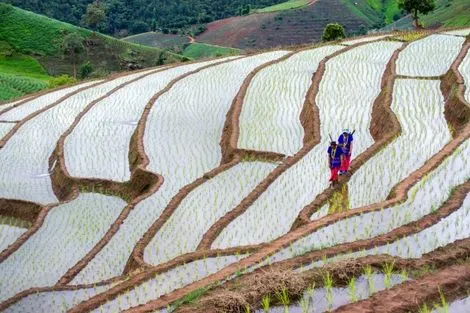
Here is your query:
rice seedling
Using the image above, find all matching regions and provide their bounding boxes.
[396,34,464,76]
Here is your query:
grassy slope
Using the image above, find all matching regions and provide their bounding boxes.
[0,54,51,101]
[421,0,470,27]
[0,4,184,102]
[182,43,241,59]
[252,0,311,13]
[381,0,470,30]
[123,32,190,52]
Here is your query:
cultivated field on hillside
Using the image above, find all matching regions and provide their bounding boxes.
[0,29,470,313]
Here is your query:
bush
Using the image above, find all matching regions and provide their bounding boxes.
[129,20,149,34]
[322,23,345,41]
[48,75,76,88]
[79,61,94,79]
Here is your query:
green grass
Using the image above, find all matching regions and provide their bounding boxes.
[182,42,241,59]
[0,3,185,102]
[421,0,470,27]
[366,0,382,12]
[0,54,50,80]
[0,73,48,101]
[0,51,53,101]
[252,0,311,13]
[123,32,189,51]
[383,0,401,24]
[0,3,88,56]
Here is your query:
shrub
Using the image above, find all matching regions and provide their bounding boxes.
[48,75,76,88]
[79,61,94,79]
[322,23,345,41]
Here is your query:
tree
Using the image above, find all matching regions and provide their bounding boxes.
[129,20,149,34]
[83,1,106,31]
[398,0,435,28]
[79,62,94,79]
[62,33,84,78]
[322,23,345,42]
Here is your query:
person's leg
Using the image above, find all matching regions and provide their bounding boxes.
[344,155,351,171]
[330,166,339,182]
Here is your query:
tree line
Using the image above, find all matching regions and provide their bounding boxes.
[5,0,286,36]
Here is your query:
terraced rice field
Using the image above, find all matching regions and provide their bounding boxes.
[0,30,469,313]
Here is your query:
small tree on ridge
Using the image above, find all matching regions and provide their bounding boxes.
[398,0,435,28]
[322,23,345,42]
[62,33,84,78]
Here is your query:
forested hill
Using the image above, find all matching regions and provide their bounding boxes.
[4,0,288,36]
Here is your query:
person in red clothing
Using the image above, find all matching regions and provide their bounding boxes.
[338,129,353,175]
[327,141,344,186]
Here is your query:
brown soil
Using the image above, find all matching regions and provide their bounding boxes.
[0,198,42,223]
[441,38,470,135]
[233,149,286,162]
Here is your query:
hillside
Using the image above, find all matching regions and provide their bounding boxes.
[123,32,242,59]
[0,27,470,312]
[197,0,384,49]
[0,4,184,101]
[4,0,289,36]
[382,0,470,31]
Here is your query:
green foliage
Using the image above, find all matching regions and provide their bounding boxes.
[182,42,241,59]
[83,1,106,31]
[48,75,76,88]
[5,0,289,35]
[79,62,94,79]
[0,3,89,56]
[0,54,48,79]
[170,286,211,311]
[419,0,470,27]
[0,73,48,101]
[129,20,150,34]
[322,23,346,41]
[398,0,436,24]
[62,33,84,56]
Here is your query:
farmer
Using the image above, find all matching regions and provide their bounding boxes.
[338,129,353,174]
[327,141,344,186]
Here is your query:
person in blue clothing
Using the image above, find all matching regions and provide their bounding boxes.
[338,129,353,175]
[327,141,344,186]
